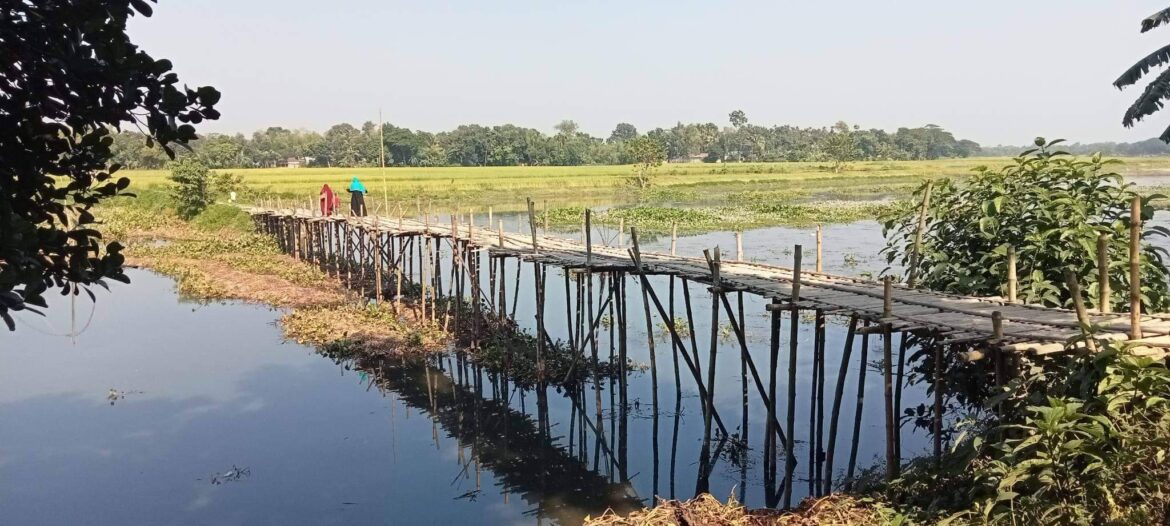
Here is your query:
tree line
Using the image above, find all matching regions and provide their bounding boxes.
[110,111,984,170]
[980,137,1170,157]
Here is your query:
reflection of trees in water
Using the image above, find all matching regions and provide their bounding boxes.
[323,349,643,525]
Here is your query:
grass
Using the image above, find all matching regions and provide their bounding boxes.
[118,157,1170,212]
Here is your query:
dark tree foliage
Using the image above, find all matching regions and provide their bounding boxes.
[1116,7,1170,142]
[0,0,220,328]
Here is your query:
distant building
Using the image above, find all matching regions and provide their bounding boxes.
[284,157,302,168]
[669,153,707,164]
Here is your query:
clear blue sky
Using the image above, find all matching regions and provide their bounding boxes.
[129,0,1170,145]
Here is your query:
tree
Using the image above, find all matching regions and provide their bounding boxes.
[554,120,580,136]
[1115,7,1170,142]
[882,138,1169,312]
[608,122,638,143]
[729,110,748,129]
[0,0,220,328]
[822,121,859,172]
[169,158,212,219]
[626,136,667,189]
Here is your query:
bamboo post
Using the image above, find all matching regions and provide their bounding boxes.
[670,222,678,256]
[765,297,782,505]
[783,244,802,509]
[1098,234,1111,313]
[1064,270,1099,353]
[735,231,743,261]
[374,219,382,304]
[883,276,893,319]
[812,308,827,494]
[932,340,944,465]
[1007,246,1017,303]
[526,198,540,253]
[585,209,593,266]
[844,324,870,490]
[488,206,493,228]
[498,220,505,249]
[816,224,823,273]
[824,315,859,495]
[618,217,625,247]
[882,322,897,481]
[907,180,934,288]
[698,247,721,493]
[1130,196,1142,340]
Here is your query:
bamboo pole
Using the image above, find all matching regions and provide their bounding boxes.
[783,244,802,509]
[1007,246,1017,303]
[670,222,678,256]
[526,198,540,253]
[932,339,944,465]
[697,247,722,494]
[907,180,934,288]
[374,219,382,304]
[1130,196,1142,340]
[824,315,859,495]
[735,231,743,261]
[1064,270,1099,353]
[883,276,893,319]
[882,324,897,481]
[844,326,869,491]
[585,209,593,266]
[1098,234,1111,313]
[765,297,782,507]
[816,225,823,273]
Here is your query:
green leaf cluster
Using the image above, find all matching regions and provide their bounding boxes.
[882,139,1170,312]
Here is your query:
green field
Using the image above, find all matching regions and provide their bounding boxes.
[122,157,1170,213]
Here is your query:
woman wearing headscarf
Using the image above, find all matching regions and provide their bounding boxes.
[347,177,368,216]
[319,184,335,216]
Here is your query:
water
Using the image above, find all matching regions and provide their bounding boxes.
[16,208,1165,525]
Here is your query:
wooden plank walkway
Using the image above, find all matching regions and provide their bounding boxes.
[253,207,1170,354]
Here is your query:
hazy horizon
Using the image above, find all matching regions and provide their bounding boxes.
[129,1,1170,146]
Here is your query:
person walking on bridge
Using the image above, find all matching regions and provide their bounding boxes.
[347,177,368,217]
[319,184,335,216]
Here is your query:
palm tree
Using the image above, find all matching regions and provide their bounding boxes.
[1116,7,1170,142]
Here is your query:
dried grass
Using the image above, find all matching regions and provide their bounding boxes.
[585,494,890,526]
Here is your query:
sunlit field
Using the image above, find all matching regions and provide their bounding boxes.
[120,157,1170,211]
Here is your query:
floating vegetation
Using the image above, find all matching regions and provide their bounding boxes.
[538,201,891,235]
[106,388,144,406]
[281,304,447,356]
[656,317,691,339]
[842,252,862,268]
[209,465,251,485]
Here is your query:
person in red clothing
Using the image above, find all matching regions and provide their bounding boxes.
[319,184,335,216]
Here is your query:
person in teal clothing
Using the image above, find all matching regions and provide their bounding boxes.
[347,177,368,216]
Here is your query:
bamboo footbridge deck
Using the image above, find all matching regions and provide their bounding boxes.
[249,206,1170,355]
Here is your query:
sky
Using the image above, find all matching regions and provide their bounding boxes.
[128,0,1170,146]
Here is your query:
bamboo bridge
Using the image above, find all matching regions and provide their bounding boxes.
[248,202,1170,509]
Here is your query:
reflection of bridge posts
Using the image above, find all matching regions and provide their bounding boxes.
[339,353,643,524]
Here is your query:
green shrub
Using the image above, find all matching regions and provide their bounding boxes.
[882,138,1170,311]
[169,158,212,219]
[191,204,252,232]
[939,346,1170,525]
